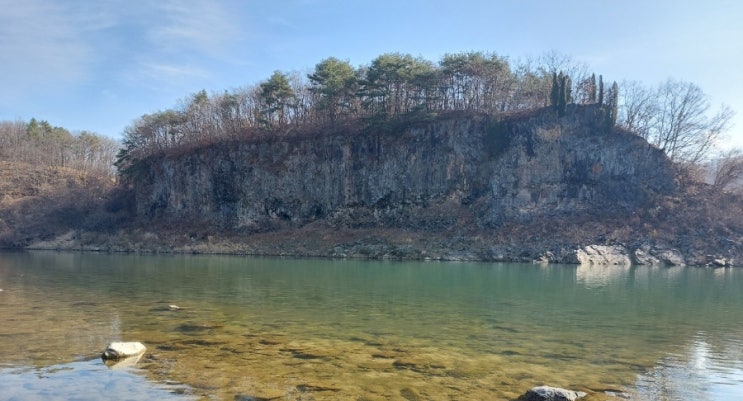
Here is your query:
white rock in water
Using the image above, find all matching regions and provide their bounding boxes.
[168,304,181,310]
[101,341,146,360]
[103,352,144,369]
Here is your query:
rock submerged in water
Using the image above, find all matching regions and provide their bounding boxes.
[521,385,587,401]
[101,341,146,360]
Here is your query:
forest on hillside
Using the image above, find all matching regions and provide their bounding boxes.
[114,51,739,191]
[0,118,118,176]
[115,51,611,177]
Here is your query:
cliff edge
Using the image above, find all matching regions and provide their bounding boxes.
[135,105,675,231]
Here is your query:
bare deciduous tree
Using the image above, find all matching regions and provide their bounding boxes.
[618,80,656,138]
[712,148,743,192]
[1,119,119,176]
[654,79,733,165]
[619,79,734,166]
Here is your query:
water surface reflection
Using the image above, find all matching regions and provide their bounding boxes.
[1,251,742,400]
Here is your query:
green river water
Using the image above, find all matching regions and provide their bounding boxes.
[0,251,741,400]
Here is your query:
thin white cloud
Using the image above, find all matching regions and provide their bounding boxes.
[139,62,209,81]
[0,0,92,97]
[0,0,244,107]
[148,0,242,56]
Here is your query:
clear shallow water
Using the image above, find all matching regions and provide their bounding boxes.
[0,251,742,400]
[0,359,190,401]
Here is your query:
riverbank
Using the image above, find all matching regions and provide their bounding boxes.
[23,212,741,267]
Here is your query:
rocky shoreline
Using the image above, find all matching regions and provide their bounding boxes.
[23,225,739,268]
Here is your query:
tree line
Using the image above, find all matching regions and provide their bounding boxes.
[116,51,610,175]
[550,71,619,128]
[0,118,119,175]
[116,50,736,184]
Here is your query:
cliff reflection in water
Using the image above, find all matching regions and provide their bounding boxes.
[575,264,630,288]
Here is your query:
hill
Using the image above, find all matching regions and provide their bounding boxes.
[2,106,742,266]
[106,105,741,265]
[0,160,126,248]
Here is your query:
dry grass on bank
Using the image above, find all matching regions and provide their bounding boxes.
[0,161,130,248]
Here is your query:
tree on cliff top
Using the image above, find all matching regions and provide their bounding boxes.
[618,79,734,165]
[113,50,737,182]
[308,57,358,122]
[259,71,296,128]
[550,72,572,116]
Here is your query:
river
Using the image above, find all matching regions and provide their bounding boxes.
[1,251,741,400]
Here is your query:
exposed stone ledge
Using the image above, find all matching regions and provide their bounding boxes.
[571,245,631,265]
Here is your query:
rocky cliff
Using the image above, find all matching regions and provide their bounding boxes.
[134,105,676,232]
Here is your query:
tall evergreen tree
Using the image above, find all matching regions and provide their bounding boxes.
[259,71,295,127]
[588,73,597,103]
[550,72,560,109]
[308,57,358,121]
[564,75,572,104]
[556,72,570,117]
[607,81,619,129]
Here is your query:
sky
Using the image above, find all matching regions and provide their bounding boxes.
[1,0,742,148]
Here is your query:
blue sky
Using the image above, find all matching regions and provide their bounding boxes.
[1,0,742,147]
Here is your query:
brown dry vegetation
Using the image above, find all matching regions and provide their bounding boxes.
[0,160,131,248]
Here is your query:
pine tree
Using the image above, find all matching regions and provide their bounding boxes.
[597,75,604,106]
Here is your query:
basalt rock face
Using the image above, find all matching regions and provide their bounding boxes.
[133,106,677,231]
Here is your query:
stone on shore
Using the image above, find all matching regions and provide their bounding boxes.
[573,245,631,265]
[632,246,661,265]
[521,385,587,401]
[101,341,146,360]
[656,248,685,266]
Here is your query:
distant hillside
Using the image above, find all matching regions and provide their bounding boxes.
[0,161,126,248]
[0,118,125,248]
